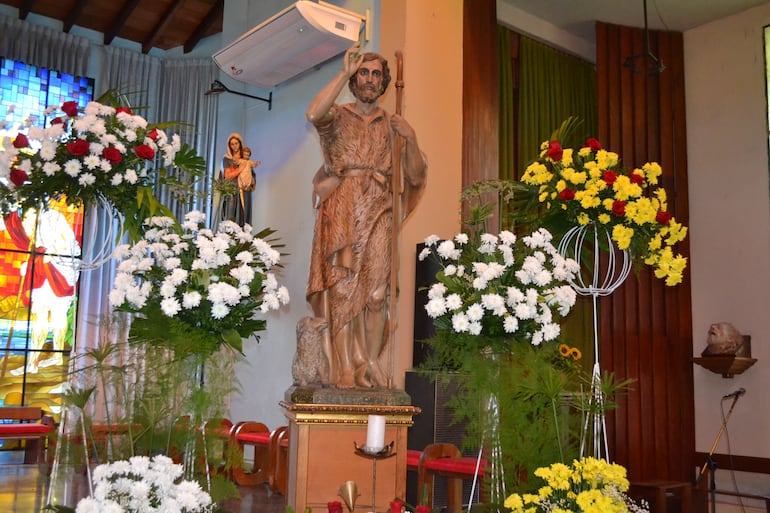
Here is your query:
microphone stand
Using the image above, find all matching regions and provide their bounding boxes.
[696,393,743,513]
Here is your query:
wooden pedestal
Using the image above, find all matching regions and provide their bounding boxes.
[281,398,419,513]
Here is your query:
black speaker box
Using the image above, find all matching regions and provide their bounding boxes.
[413,243,441,367]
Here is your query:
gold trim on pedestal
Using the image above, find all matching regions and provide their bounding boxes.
[280,401,420,425]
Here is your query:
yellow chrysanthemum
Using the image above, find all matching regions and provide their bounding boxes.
[612,224,634,250]
[642,161,662,184]
[577,212,590,225]
[561,148,573,166]
[667,219,688,244]
[612,175,642,201]
[578,146,593,157]
[626,197,657,225]
[653,187,667,209]
[597,213,611,224]
[602,198,615,211]
[556,179,567,192]
[504,493,525,511]
[596,149,619,169]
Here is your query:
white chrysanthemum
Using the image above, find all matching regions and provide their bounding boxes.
[514,302,537,320]
[108,288,126,307]
[481,294,506,316]
[211,302,230,319]
[110,173,123,185]
[425,297,447,318]
[63,159,82,177]
[424,234,440,247]
[42,161,60,176]
[230,264,255,285]
[454,233,469,245]
[125,168,138,184]
[468,321,482,335]
[503,315,519,333]
[444,264,457,276]
[437,240,460,260]
[235,250,254,264]
[161,297,181,317]
[445,293,462,310]
[466,303,484,322]
[83,154,100,170]
[160,280,176,298]
[472,276,487,290]
[427,282,447,300]
[499,230,516,245]
[276,286,290,304]
[78,173,96,186]
[451,312,470,332]
[418,247,431,261]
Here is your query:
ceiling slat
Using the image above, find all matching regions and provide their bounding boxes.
[142,0,185,54]
[62,0,87,33]
[183,0,224,54]
[104,0,142,46]
[18,0,36,20]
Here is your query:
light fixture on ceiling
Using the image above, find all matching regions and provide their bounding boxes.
[204,80,272,110]
[623,0,665,75]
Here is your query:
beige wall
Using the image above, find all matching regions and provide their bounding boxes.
[684,1,770,498]
[380,0,464,387]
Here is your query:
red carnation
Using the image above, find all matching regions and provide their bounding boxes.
[612,200,627,217]
[50,117,66,127]
[102,146,123,165]
[602,170,618,185]
[116,106,134,116]
[12,134,29,148]
[546,140,563,161]
[656,211,672,225]
[585,137,602,152]
[559,188,576,201]
[630,172,644,185]
[134,144,155,160]
[389,501,404,513]
[10,167,28,186]
[328,502,343,513]
[415,506,430,513]
[61,101,78,117]
[67,138,90,156]
[147,128,160,141]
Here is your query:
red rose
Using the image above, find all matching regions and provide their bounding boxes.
[656,211,672,225]
[612,200,627,217]
[546,140,563,161]
[50,117,66,127]
[67,138,90,156]
[602,170,618,185]
[328,501,343,513]
[630,172,644,185]
[134,144,155,160]
[102,146,123,165]
[415,506,430,513]
[10,167,28,186]
[116,106,134,115]
[389,500,403,513]
[61,101,78,117]
[12,134,29,148]
[558,188,575,201]
[147,128,160,141]
[585,137,602,152]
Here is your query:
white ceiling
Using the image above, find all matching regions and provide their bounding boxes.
[500,0,770,42]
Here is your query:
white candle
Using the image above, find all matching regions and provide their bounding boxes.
[366,414,386,450]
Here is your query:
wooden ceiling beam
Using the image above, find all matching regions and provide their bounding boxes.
[142,0,184,54]
[62,0,87,33]
[183,0,223,54]
[104,0,141,46]
[18,0,36,20]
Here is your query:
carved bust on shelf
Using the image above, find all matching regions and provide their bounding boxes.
[701,322,749,357]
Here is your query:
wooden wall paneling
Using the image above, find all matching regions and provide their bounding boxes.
[462,0,499,191]
[596,21,694,483]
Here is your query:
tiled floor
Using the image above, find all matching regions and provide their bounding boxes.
[0,451,286,513]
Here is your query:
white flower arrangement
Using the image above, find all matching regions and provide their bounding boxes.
[109,210,289,355]
[74,455,212,513]
[0,98,205,238]
[419,227,580,347]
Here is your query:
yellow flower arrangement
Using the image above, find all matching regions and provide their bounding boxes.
[504,457,649,513]
[521,138,687,286]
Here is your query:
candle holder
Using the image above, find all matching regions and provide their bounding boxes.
[354,441,395,513]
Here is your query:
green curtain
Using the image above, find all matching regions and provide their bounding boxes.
[498,25,515,181]
[498,29,598,371]
[517,36,598,174]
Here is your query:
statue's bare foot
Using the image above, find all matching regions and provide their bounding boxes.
[355,365,372,388]
[337,369,356,389]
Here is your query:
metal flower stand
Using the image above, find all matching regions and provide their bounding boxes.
[558,223,631,461]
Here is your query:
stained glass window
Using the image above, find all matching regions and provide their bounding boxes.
[0,57,93,421]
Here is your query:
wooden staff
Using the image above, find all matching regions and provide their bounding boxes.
[387,50,404,388]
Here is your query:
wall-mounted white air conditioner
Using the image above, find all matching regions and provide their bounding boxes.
[212,1,367,88]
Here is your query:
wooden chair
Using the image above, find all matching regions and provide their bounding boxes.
[418,443,486,513]
[268,426,289,495]
[229,421,272,486]
[0,406,56,472]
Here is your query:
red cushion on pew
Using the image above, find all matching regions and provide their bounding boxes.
[0,423,52,435]
[424,456,486,477]
[407,449,421,469]
[236,431,271,445]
